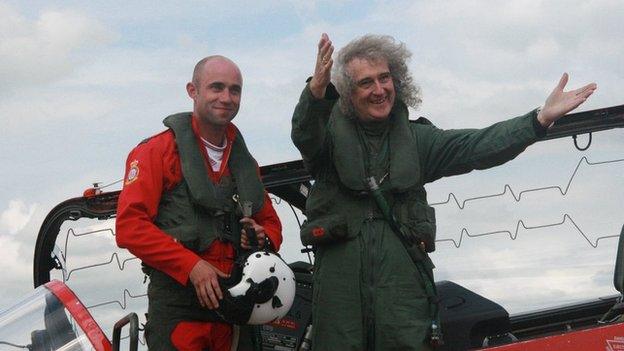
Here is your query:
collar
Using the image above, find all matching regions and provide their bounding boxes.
[191,114,238,181]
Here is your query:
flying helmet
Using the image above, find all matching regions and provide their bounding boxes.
[214,250,296,325]
[208,198,296,325]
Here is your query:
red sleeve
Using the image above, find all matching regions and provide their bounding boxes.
[115,132,200,286]
[252,192,283,251]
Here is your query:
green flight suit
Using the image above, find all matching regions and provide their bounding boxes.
[291,83,546,351]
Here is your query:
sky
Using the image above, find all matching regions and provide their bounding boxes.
[0,0,623,346]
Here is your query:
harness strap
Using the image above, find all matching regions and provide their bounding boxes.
[366,176,443,347]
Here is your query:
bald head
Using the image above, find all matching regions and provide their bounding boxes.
[186,55,243,135]
[192,55,242,87]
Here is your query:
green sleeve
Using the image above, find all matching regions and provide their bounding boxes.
[291,83,338,173]
[414,109,542,183]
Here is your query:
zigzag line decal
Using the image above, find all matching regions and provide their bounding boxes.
[61,227,116,263]
[430,156,624,209]
[86,288,147,310]
[436,213,619,248]
[66,227,115,238]
[65,252,139,281]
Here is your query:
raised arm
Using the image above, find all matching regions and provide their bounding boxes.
[291,33,337,172]
[415,111,541,183]
[417,73,597,183]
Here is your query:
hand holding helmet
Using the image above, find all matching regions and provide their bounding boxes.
[189,260,229,309]
[206,251,296,325]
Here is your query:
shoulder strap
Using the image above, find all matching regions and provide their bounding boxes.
[162,113,264,213]
[163,112,223,211]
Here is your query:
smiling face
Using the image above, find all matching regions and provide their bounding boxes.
[186,57,242,128]
[347,57,395,122]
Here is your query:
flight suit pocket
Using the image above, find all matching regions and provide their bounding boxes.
[300,213,349,246]
[398,203,437,253]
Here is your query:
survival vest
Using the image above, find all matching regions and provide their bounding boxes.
[300,102,437,255]
[154,112,265,253]
[145,113,266,329]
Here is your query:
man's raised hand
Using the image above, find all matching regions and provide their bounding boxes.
[537,73,597,127]
[309,33,334,99]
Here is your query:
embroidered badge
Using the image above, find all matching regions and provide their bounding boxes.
[312,227,325,237]
[125,160,140,185]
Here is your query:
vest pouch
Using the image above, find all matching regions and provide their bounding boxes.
[304,174,343,218]
[398,203,437,253]
[300,213,349,246]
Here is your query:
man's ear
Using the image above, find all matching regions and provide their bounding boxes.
[186,82,197,99]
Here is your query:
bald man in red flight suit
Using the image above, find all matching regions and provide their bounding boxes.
[116,55,282,351]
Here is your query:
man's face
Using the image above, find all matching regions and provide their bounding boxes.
[347,57,395,122]
[187,58,242,127]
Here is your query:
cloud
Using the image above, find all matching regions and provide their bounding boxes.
[0,234,32,308]
[0,200,37,236]
[0,3,116,93]
[2,90,122,132]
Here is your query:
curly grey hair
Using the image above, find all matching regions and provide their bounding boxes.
[333,34,422,116]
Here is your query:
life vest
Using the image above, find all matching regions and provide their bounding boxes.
[146,112,266,327]
[301,102,437,254]
[154,112,265,253]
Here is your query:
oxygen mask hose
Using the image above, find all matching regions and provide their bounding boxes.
[366,177,401,234]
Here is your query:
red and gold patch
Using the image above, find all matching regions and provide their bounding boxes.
[125,160,140,185]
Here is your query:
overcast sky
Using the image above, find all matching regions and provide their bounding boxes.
[1,0,623,344]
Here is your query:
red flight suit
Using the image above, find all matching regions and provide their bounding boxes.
[116,116,282,350]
